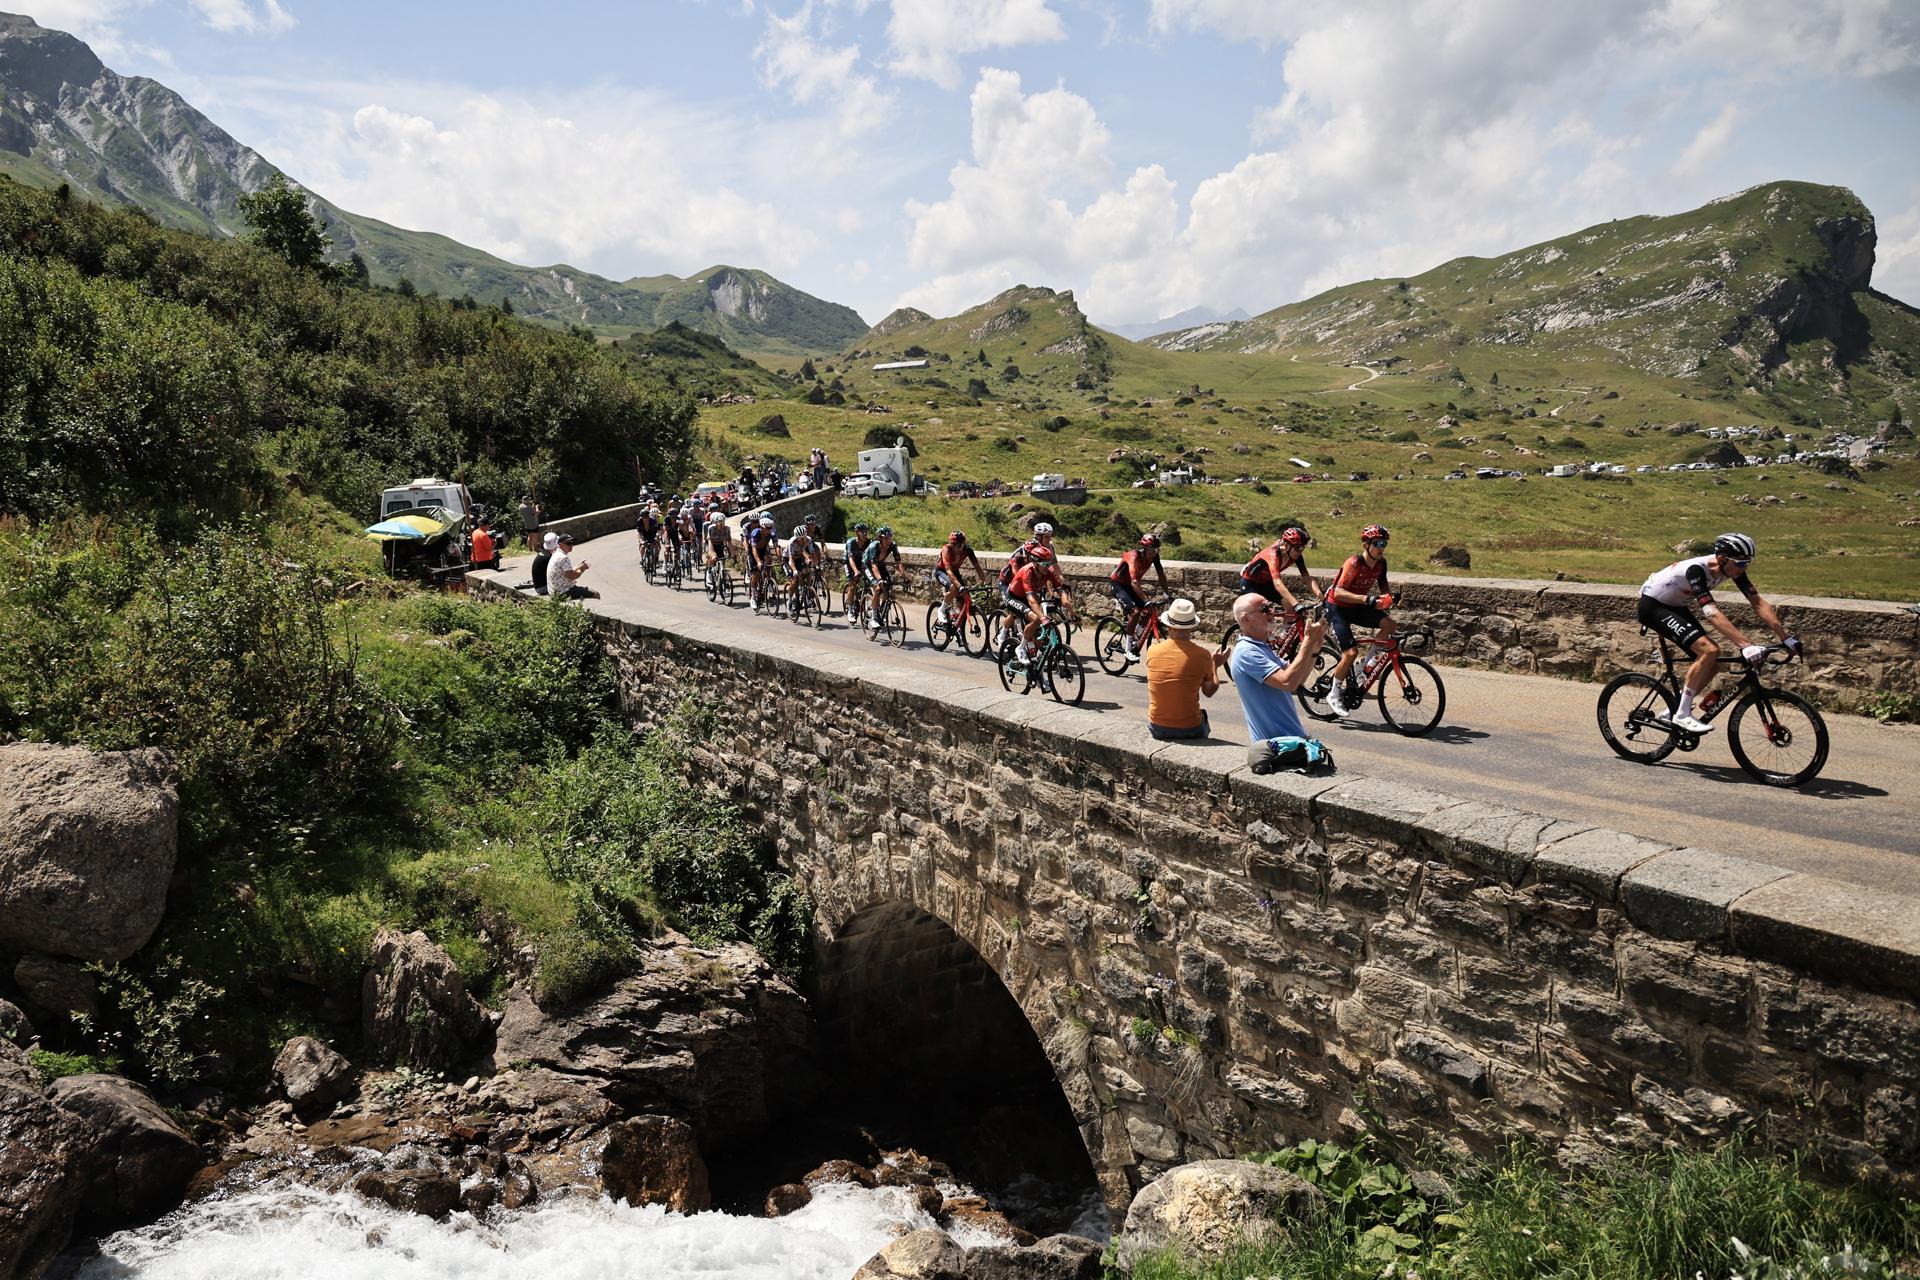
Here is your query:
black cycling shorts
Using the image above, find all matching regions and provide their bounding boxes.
[1112,581,1147,612]
[1004,593,1036,619]
[1326,601,1385,652]
[1638,595,1707,651]
[1238,575,1285,605]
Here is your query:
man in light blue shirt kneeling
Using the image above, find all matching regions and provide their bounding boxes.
[1227,592,1331,747]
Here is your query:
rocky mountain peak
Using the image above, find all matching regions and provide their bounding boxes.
[0,11,108,101]
[870,306,934,337]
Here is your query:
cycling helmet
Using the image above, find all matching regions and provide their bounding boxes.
[1361,524,1389,543]
[877,525,893,537]
[759,516,775,528]
[1712,532,1756,562]
[948,530,967,544]
[792,524,806,536]
[708,512,723,524]
[853,521,870,532]
[1138,533,1160,549]
[1033,522,1054,535]
[1280,526,1307,547]
[1028,544,1056,563]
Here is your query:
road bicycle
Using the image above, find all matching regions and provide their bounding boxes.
[747,558,779,615]
[640,536,662,583]
[1596,632,1828,787]
[927,579,994,656]
[1093,598,1165,675]
[786,562,824,629]
[996,602,1085,705]
[861,577,908,646]
[704,553,736,606]
[1214,593,1324,651]
[1297,615,1446,736]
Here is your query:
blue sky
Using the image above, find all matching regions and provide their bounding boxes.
[31,0,1920,325]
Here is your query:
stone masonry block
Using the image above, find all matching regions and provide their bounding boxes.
[1618,935,1752,1032]
[1225,768,1341,823]
[1620,850,1790,941]
[1317,777,1467,841]
[1729,875,1920,1001]
[1398,1031,1491,1097]
[1148,740,1243,793]
[1533,827,1670,900]
[1419,801,1590,885]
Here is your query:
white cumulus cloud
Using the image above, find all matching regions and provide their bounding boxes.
[883,0,1067,88]
[187,0,294,33]
[755,2,895,138]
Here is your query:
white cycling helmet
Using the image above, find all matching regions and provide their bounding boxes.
[1034,522,1054,535]
[708,511,723,524]
[1712,532,1756,561]
[760,516,775,528]
[792,524,807,536]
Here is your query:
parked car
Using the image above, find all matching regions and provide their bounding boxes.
[1444,470,1467,481]
[841,471,898,499]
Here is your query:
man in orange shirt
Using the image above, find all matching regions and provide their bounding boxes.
[469,518,498,571]
[1145,598,1226,740]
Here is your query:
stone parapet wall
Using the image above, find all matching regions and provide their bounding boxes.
[538,502,643,546]
[472,576,1920,1208]
[841,544,1917,711]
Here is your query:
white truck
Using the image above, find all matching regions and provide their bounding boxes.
[379,477,471,521]
[846,439,915,499]
[1031,472,1067,492]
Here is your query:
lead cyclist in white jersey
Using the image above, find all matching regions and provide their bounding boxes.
[1636,532,1799,734]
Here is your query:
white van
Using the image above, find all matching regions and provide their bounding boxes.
[379,478,470,522]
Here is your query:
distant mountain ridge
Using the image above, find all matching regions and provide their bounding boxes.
[0,11,865,353]
[1104,304,1250,342]
[1145,180,1917,418]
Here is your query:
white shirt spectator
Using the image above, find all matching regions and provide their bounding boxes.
[547,548,575,592]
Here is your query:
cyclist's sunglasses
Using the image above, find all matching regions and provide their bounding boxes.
[1363,537,1389,548]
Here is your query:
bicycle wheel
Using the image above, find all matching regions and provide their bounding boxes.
[884,600,908,647]
[1377,655,1446,737]
[926,603,954,651]
[1596,673,1680,764]
[795,589,818,629]
[1045,645,1086,706]
[1294,641,1346,722]
[1093,618,1133,675]
[1727,688,1829,787]
[959,607,988,656]
[996,637,1020,691]
[1216,622,1240,649]
[987,613,1012,657]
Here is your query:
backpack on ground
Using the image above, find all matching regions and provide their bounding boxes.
[1246,734,1335,776]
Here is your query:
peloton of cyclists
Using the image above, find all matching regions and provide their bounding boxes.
[1110,533,1171,661]
[1638,533,1799,733]
[936,530,985,624]
[1324,524,1396,718]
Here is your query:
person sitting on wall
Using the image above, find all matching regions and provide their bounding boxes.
[1145,598,1227,740]
[531,531,556,596]
[547,532,598,601]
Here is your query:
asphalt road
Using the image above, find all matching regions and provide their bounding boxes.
[508,531,1920,897]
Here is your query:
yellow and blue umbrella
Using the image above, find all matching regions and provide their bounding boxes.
[365,506,461,542]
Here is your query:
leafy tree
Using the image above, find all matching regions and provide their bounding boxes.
[343,252,370,288]
[396,276,417,297]
[237,174,332,274]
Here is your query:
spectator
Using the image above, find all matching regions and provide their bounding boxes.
[547,533,597,600]
[1226,592,1329,754]
[532,531,557,596]
[810,448,830,491]
[469,518,498,572]
[1144,598,1226,740]
[517,495,540,551]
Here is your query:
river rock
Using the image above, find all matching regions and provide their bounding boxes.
[0,742,178,963]
[13,954,98,1022]
[766,1181,813,1216]
[352,1166,461,1219]
[50,1073,205,1228]
[806,1158,879,1189]
[599,1114,711,1212]
[272,1036,355,1117]
[1115,1159,1323,1268]
[852,1228,1103,1280]
[0,1040,87,1280]
[361,930,487,1071]
[491,936,818,1146]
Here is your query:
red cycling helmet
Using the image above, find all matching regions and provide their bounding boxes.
[1138,533,1160,548]
[1361,524,1389,543]
[1280,527,1307,547]
[1028,544,1057,563]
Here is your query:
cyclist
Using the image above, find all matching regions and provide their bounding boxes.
[783,523,817,616]
[1005,544,1075,666]
[675,503,699,570]
[744,513,778,609]
[936,531,985,624]
[1239,522,1321,613]
[1325,524,1397,717]
[1638,533,1799,734]
[1110,533,1171,661]
[843,521,875,618]
[863,525,904,622]
[636,504,664,564]
[702,509,732,577]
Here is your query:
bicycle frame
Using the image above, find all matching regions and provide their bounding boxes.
[1640,630,1771,730]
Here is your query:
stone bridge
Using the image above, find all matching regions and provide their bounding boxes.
[478,582,1920,1209]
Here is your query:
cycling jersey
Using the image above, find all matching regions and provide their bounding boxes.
[637,515,662,539]
[745,526,775,562]
[1334,553,1390,600]
[843,537,871,578]
[938,543,979,576]
[1007,561,1053,599]
[1640,555,1756,610]
[1241,540,1303,585]
[706,524,731,551]
[1109,548,1159,588]
[785,535,813,566]
[863,540,901,578]
[998,541,1043,587]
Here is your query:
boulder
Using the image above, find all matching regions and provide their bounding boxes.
[1115,1159,1323,1269]
[599,1115,711,1213]
[13,954,98,1022]
[272,1036,355,1117]
[853,1228,1103,1280]
[766,1181,813,1216]
[1427,545,1472,569]
[0,743,178,962]
[0,1041,87,1280]
[351,1166,461,1219]
[361,930,487,1071]
[50,1073,203,1227]
[491,937,817,1147]
[0,998,32,1046]
[806,1158,879,1189]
